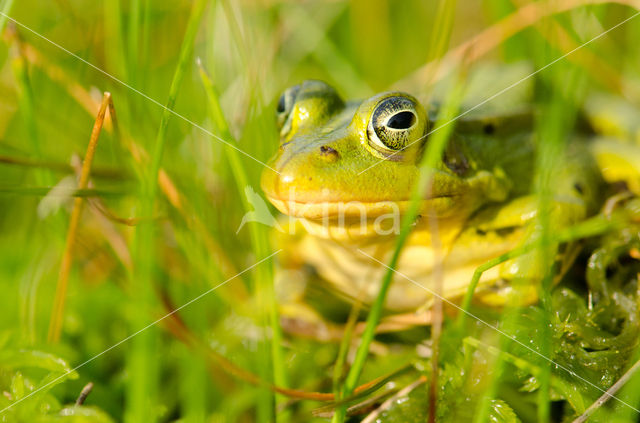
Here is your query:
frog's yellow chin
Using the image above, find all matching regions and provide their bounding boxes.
[266,195,458,220]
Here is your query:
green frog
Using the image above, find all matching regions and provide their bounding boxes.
[260,80,636,313]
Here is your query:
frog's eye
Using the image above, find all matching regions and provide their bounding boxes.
[276,84,301,131]
[367,96,425,153]
[276,80,344,140]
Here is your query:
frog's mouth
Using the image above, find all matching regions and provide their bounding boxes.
[265,194,458,220]
[260,152,469,221]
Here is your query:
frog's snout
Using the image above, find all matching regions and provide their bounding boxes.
[275,137,341,169]
[261,139,346,212]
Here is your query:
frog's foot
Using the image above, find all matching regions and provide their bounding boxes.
[275,266,357,341]
[279,304,345,342]
[585,92,640,195]
[602,191,635,217]
[372,310,433,329]
[275,267,341,341]
[278,278,436,339]
[280,305,434,343]
[589,137,640,195]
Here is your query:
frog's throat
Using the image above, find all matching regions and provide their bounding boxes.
[266,195,459,220]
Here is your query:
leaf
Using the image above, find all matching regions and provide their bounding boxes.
[30,405,115,423]
[10,372,25,401]
[369,369,522,423]
[0,350,76,376]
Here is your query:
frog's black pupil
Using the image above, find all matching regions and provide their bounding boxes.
[277,94,286,114]
[387,111,416,129]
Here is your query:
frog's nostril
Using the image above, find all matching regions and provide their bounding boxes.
[319,145,339,159]
[279,140,293,152]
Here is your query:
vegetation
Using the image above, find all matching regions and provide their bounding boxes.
[0,0,639,422]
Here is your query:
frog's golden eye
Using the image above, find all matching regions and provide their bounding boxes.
[276,84,301,132]
[367,96,425,153]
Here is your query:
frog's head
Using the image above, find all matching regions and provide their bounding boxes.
[261,80,509,222]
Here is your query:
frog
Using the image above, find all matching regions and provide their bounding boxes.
[260,79,636,315]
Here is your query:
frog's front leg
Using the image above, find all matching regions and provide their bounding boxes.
[456,173,597,307]
[272,218,357,339]
[272,218,318,320]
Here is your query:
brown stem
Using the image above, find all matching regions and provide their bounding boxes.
[158,292,408,403]
[47,92,112,343]
[572,357,640,422]
[75,382,94,406]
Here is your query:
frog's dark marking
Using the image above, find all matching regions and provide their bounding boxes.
[443,144,469,175]
[574,182,584,195]
[495,226,517,237]
[277,94,286,113]
[280,139,294,150]
[444,154,469,175]
[610,180,630,194]
[483,123,496,135]
[319,145,339,159]
[476,226,517,237]
[488,278,509,293]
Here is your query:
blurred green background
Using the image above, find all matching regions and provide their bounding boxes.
[1,0,640,422]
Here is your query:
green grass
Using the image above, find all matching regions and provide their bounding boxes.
[0,1,640,422]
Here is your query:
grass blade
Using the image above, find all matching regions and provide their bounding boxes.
[332,71,467,423]
[127,2,208,422]
[198,58,287,421]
